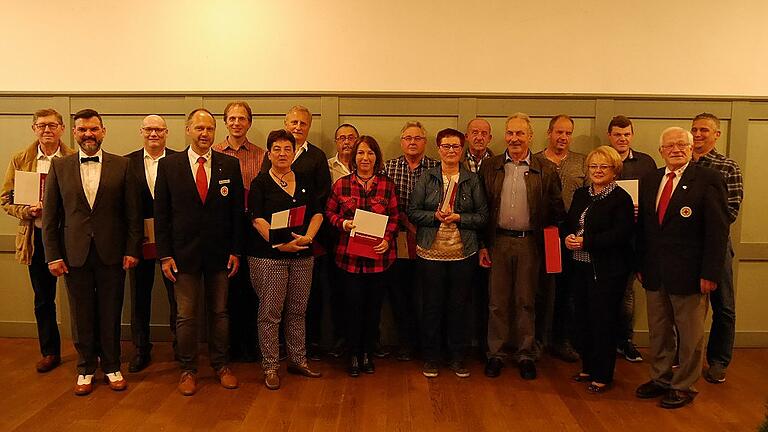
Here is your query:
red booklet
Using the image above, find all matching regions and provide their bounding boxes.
[348,233,382,259]
[269,205,307,245]
[347,209,389,259]
[543,225,562,274]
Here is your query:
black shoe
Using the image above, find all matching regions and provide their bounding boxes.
[361,354,375,374]
[128,353,151,373]
[327,339,346,358]
[396,348,413,362]
[617,340,643,362]
[422,361,439,378]
[660,389,694,409]
[519,359,537,380]
[448,360,470,378]
[549,342,580,363]
[635,380,668,399]
[484,358,503,378]
[307,343,322,361]
[372,343,390,359]
[348,356,360,377]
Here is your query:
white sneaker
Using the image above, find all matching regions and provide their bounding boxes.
[77,374,94,385]
[105,371,124,383]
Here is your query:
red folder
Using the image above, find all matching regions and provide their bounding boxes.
[347,233,382,259]
[543,226,562,274]
[142,243,157,260]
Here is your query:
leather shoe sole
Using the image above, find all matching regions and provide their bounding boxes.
[178,373,197,396]
[287,364,322,378]
[635,380,668,399]
[660,390,694,409]
[36,355,61,373]
[104,375,128,391]
[74,383,93,396]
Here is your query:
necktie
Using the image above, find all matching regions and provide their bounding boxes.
[657,172,676,225]
[196,157,208,203]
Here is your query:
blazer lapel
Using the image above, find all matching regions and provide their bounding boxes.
[662,165,696,227]
[207,153,225,207]
[90,152,111,212]
[71,154,92,212]
[183,149,205,207]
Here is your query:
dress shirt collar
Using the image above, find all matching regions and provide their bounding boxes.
[78,148,103,163]
[188,146,212,163]
[143,148,166,160]
[222,137,251,151]
[664,161,690,178]
[504,150,531,165]
[37,145,62,160]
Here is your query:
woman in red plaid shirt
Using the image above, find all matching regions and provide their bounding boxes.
[325,135,400,377]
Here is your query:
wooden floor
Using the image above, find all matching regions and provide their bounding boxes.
[0,338,766,432]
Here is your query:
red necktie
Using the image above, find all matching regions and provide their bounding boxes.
[657,172,676,225]
[196,157,208,203]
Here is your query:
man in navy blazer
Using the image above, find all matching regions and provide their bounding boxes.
[154,108,244,396]
[634,126,728,409]
[43,109,142,395]
[124,115,178,373]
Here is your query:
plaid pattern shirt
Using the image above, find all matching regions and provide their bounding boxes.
[383,155,438,228]
[325,173,400,274]
[695,149,743,223]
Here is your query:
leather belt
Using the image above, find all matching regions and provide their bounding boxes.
[496,228,534,238]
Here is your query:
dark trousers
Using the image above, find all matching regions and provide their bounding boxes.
[536,251,575,349]
[130,257,176,355]
[343,269,387,356]
[306,253,330,347]
[707,237,736,368]
[616,274,637,343]
[571,261,625,384]
[228,257,259,360]
[472,264,490,355]
[64,242,126,375]
[387,258,421,350]
[329,261,346,343]
[174,270,229,373]
[29,227,60,357]
[419,257,473,362]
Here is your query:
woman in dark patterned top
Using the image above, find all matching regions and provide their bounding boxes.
[325,135,399,377]
[564,145,634,393]
[247,129,323,390]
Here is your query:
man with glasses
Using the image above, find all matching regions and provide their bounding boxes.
[329,124,359,183]
[462,118,494,173]
[124,115,178,372]
[43,109,142,395]
[635,127,728,409]
[1,108,76,373]
[383,121,439,361]
[479,113,565,380]
[607,115,656,363]
[690,113,743,384]
[213,101,265,363]
[532,114,586,364]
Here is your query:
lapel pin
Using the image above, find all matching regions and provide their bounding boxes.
[680,206,692,218]
[682,185,688,190]
[220,186,229,197]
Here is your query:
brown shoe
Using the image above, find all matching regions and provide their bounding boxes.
[74,374,94,396]
[104,371,128,391]
[178,371,197,396]
[287,362,322,378]
[217,366,239,389]
[36,355,61,373]
[264,370,280,390]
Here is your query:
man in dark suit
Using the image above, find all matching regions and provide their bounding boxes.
[260,105,331,360]
[154,108,244,396]
[124,115,178,372]
[42,109,142,396]
[635,126,729,409]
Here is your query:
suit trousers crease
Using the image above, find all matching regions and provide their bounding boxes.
[65,241,126,375]
[487,235,539,362]
[174,270,229,373]
[646,287,709,393]
[30,227,61,357]
[130,257,177,355]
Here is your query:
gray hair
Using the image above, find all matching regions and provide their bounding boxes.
[400,121,427,137]
[505,112,533,135]
[659,126,693,147]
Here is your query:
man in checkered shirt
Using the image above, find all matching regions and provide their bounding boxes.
[383,121,439,361]
[690,112,744,385]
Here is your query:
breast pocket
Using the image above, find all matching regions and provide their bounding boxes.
[370,197,388,214]
[340,197,358,217]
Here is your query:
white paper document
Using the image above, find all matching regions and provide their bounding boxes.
[616,179,639,206]
[271,209,290,229]
[351,208,388,238]
[14,171,42,205]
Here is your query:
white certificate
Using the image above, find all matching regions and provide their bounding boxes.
[13,171,42,205]
[351,208,388,238]
[616,179,639,206]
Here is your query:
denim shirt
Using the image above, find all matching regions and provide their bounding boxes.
[407,165,488,257]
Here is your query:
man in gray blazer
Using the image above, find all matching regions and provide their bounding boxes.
[43,109,142,396]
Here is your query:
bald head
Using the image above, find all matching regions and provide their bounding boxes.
[141,114,168,156]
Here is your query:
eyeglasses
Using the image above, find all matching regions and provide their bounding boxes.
[660,142,691,151]
[335,134,357,142]
[401,136,426,143]
[587,164,613,171]
[33,123,61,131]
[438,144,463,151]
[141,127,167,134]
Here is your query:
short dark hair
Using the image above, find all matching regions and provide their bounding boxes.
[73,109,103,126]
[334,123,359,137]
[33,108,63,125]
[224,101,253,123]
[693,112,721,130]
[436,128,465,147]
[187,108,214,123]
[350,135,383,174]
[266,129,296,151]
[547,114,573,133]
[608,115,633,133]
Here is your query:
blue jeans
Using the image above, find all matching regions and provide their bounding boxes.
[706,237,735,368]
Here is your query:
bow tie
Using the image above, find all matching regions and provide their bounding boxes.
[80,156,99,163]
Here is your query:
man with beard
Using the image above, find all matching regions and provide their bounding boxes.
[43,109,142,395]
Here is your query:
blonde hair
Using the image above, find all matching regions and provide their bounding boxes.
[587,145,624,177]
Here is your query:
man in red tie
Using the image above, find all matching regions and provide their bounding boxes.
[154,108,244,396]
[634,126,728,409]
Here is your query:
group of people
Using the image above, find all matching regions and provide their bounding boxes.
[1,104,742,410]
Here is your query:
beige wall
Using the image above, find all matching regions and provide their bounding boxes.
[0,93,765,347]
